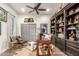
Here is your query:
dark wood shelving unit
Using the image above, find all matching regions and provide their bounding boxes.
[55,11,65,52]
[50,3,79,56]
[50,6,65,52]
[50,16,56,45]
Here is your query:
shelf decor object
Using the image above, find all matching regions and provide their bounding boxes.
[0,7,7,22]
[68,9,75,15]
[74,15,79,23]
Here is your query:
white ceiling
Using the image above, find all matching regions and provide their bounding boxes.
[7,3,66,15]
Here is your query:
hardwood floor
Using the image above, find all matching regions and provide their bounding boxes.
[0,44,66,56]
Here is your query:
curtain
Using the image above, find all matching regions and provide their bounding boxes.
[7,13,15,39]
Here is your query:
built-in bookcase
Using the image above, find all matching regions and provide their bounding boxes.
[50,3,79,55]
[50,16,56,44]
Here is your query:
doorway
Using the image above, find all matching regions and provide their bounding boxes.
[40,24,48,34]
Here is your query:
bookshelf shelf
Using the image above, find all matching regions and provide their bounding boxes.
[66,11,79,18]
[57,25,64,28]
[67,23,79,26]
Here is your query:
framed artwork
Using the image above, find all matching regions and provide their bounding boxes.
[24,18,34,22]
[0,7,7,22]
[0,22,1,35]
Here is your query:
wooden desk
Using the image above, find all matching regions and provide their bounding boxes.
[36,40,52,56]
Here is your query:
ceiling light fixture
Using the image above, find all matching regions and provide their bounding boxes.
[21,8,25,12]
[46,9,50,12]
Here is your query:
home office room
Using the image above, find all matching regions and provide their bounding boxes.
[0,2,79,56]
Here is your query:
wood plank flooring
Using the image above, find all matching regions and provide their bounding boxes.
[0,44,66,56]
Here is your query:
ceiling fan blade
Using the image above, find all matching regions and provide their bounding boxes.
[35,10,39,15]
[26,5,34,9]
[29,10,34,13]
[35,3,41,9]
[38,9,46,11]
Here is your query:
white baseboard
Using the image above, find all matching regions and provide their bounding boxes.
[0,47,9,55]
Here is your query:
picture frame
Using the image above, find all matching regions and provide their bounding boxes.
[0,7,7,22]
[0,22,1,35]
[24,18,34,22]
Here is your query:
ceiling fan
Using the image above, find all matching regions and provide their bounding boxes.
[26,3,46,15]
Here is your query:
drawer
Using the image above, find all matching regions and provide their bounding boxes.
[56,38,65,52]
[66,45,79,56]
[66,40,79,49]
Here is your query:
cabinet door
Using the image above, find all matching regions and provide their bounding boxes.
[21,24,30,41]
[29,24,36,42]
[21,24,25,40]
[21,24,36,42]
[26,24,30,41]
[52,36,56,45]
[66,40,79,56]
[55,38,65,52]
